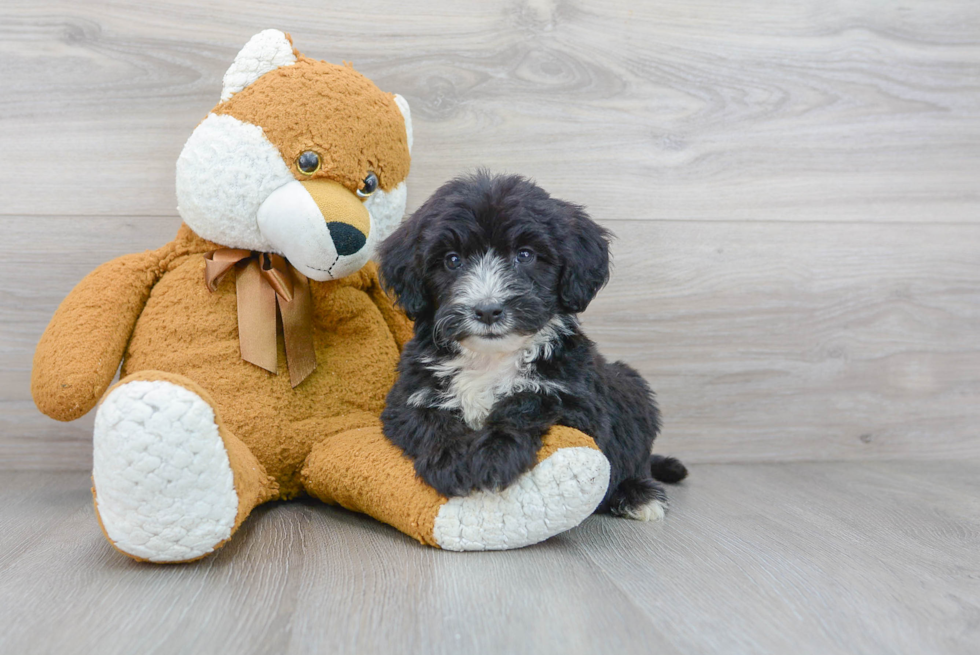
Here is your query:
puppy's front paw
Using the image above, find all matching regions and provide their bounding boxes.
[466,430,538,492]
[415,444,473,497]
[625,499,666,522]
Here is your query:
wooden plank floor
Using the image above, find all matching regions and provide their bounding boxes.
[1,461,977,655]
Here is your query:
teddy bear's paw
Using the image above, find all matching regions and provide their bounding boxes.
[431,446,610,551]
[92,379,239,562]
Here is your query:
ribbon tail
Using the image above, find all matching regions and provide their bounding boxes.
[279,270,317,388]
[262,253,295,302]
[236,259,279,374]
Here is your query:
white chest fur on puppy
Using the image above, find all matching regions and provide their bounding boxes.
[409,318,569,429]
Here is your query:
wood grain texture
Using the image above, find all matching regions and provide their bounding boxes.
[0,1,978,221]
[2,0,979,469]
[0,464,977,655]
[3,216,978,468]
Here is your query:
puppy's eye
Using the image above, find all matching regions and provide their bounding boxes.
[515,248,535,264]
[297,151,321,175]
[357,172,379,198]
[445,252,463,271]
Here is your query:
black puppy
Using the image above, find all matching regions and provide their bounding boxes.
[379,171,686,520]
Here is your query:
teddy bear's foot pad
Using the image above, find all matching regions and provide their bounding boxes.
[92,380,239,562]
[432,446,610,551]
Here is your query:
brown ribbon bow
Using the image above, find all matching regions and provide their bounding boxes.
[204,249,316,388]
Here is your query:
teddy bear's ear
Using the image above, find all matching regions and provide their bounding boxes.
[220,29,298,102]
[393,94,413,154]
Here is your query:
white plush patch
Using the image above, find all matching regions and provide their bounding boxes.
[393,94,413,153]
[626,499,666,522]
[92,380,239,563]
[418,317,571,429]
[177,112,406,278]
[256,180,354,281]
[433,446,610,551]
[220,29,297,102]
[176,113,291,251]
[364,181,408,250]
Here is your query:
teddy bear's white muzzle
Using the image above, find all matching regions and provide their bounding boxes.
[257,179,372,281]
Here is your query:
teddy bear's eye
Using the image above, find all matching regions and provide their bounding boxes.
[357,172,379,198]
[297,151,321,175]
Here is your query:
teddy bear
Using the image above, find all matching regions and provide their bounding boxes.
[30,30,611,562]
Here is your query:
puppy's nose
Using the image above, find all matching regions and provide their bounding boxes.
[474,303,504,325]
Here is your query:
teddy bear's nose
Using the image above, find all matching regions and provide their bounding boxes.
[327,222,366,256]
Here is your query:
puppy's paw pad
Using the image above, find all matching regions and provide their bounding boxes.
[626,499,666,522]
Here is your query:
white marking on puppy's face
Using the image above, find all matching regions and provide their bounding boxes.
[456,251,514,309]
[434,251,525,343]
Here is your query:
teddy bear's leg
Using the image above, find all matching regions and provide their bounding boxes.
[91,371,277,563]
[301,424,610,551]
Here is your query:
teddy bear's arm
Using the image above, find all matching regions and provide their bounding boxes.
[32,249,168,422]
[366,274,414,351]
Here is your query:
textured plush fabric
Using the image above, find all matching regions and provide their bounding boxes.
[94,377,239,562]
[105,370,279,525]
[32,245,173,421]
[300,424,606,551]
[213,57,411,194]
[31,30,609,560]
[176,30,411,269]
[34,229,606,557]
[176,113,296,252]
[302,424,447,547]
[220,29,298,102]
[33,224,409,489]
[34,221,604,556]
[533,425,602,464]
[122,225,409,497]
[433,445,609,551]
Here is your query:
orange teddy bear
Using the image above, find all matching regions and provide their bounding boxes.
[31,30,610,562]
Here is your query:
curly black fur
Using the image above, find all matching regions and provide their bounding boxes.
[378,171,686,516]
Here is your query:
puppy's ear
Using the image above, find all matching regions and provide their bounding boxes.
[378,218,428,320]
[558,203,611,314]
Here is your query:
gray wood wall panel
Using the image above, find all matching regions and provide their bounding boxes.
[3,1,978,221]
[1,1,978,469]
